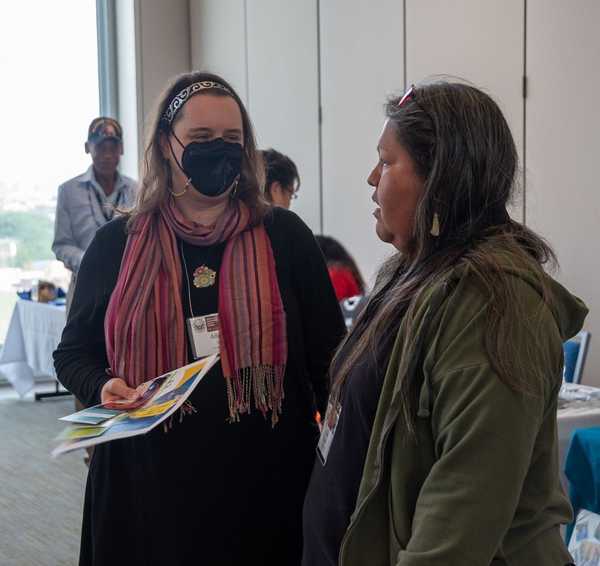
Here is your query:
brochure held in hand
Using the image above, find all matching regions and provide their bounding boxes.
[52,353,219,457]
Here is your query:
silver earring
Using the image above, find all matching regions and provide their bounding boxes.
[430,213,440,237]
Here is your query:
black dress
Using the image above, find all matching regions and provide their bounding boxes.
[302,316,397,566]
[54,207,346,566]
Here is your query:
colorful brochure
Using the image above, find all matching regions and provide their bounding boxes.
[52,353,219,457]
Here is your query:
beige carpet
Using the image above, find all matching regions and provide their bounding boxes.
[0,388,87,566]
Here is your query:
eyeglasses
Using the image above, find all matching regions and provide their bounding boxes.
[285,186,299,200]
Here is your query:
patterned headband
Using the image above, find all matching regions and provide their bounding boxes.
[162,81,233,126]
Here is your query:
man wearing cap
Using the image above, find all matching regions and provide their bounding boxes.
[52,117,136,310]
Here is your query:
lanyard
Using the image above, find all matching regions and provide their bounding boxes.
[88,183,124,225]
[180,240,196,317]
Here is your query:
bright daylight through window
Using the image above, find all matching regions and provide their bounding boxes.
[0,1,99,343]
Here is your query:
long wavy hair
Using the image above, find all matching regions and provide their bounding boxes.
[330,81,557,433]
[128,71,267,228]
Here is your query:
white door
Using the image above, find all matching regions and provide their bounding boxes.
[526,0,600,384]
[320,0,406,285]
[246,0,321,231]
[189,0,248,102]
[405,0,525,221]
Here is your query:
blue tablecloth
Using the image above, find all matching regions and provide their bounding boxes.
[565,427,600,541]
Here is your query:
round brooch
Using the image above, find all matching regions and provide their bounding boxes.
[193,265,217,288]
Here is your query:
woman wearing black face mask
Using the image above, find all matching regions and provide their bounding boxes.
[54,71,345,566]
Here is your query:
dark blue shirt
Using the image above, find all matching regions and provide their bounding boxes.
[302,322,396,566]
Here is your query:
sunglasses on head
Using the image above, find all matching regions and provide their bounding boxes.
[396,84,436,137]
[397,84,416,107]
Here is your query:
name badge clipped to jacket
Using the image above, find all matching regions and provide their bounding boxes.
[186,313,220,359]
[317,401,341,466]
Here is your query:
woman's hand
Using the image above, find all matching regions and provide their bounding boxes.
[101,378,141,409]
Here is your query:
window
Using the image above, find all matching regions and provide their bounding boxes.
[0,0,100,342]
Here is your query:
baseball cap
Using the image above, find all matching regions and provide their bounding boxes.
[87,117,123,144]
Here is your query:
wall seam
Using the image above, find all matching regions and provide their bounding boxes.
[187,0,192,70]
[403,0,407,90]
[522,0,528,225]
[317,0,324,233]
[243,0,250,107]
[134,0,144,172]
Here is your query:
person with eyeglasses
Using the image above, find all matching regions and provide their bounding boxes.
[53,71,345,566]
[302,82,585,566]
[260,147,300,209]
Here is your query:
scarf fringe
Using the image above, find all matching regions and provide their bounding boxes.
[162,400,197,433]
[226,365,285,427]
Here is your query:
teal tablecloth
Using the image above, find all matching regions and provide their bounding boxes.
[565,427,600,541]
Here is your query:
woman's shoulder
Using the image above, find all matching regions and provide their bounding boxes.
[423,255,561,377]
[263,206,316,248]
[263,205,310,232]
[91,214,129,255]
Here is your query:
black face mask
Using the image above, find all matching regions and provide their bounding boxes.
[170,134,243,197]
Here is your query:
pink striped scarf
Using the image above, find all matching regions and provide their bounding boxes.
[105,198,287,424]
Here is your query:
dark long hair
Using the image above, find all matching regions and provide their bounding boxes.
[315,235,365,294]
[330,81,556,433]
[129,71,267,227]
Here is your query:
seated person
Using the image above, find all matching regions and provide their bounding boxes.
[37,280,57,303]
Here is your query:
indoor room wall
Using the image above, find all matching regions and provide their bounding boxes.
[120,0,599,385]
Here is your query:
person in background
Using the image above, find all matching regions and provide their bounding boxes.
[36,280,57,303]
[54,71,345,566]
[52,117,137,312]
[261,148,300,209]
[302,82,586,566]
[315,235,365,301]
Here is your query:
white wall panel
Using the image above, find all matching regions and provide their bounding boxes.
[115,0,191,176]
[246,1,321,231]
[527,0,600,384]
[406,0,525,221]
[137,0,191,124]
[320,0,405,286]
[189,0,247,104]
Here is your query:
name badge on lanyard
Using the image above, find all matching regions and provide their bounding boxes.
[317,401,341,466]
[186,313,220,359]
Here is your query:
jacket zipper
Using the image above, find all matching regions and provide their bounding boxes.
[338,405,399,565]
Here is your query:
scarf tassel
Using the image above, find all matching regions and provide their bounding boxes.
[226,365,285,427]
[162,400,197,433]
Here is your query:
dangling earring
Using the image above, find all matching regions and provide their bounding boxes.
[169,178,190,198]
[430,212,440,237]
[230,178,239,199]
[170,187,187,198]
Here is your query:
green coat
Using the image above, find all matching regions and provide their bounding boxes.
[338,253,587,566]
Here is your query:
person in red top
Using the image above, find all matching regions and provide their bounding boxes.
[315,235,365,301]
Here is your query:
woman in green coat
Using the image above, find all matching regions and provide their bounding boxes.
[302,82,586,566]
